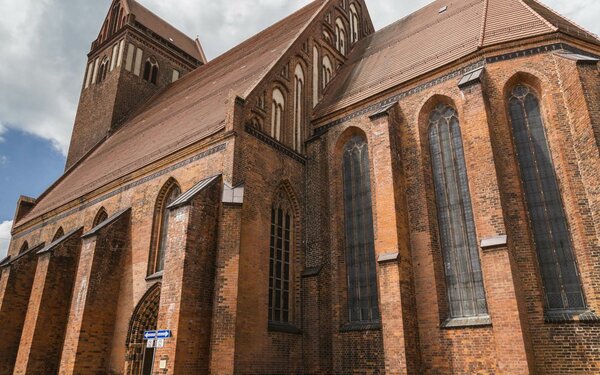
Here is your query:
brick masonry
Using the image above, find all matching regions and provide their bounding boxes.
[2,1,600,374]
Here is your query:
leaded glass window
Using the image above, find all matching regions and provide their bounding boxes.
[508,85,585,311]
[342,136,380,323]
[268,200,293,323]
[429,103,488,318]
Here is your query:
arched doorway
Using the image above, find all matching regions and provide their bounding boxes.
[125,283,161,375]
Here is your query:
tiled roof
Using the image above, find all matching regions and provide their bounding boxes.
[125,0,205,62]
[17,0,327,227]
[314,0,600,119]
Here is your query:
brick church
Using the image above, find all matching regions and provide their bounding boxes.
[2,0,600,373]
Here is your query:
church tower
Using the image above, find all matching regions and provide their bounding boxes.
[66,0,206,169]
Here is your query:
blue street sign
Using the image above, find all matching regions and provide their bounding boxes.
[144,331,158,339]
[157,330,172,339]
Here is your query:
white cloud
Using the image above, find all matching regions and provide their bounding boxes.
[0,155,7,165]
[0,122,6,142]
[0,0,597,158]
[0,220,12,260]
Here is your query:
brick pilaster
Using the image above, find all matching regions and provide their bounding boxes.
[0,247,39,375]
[13,229,83,375]
[153,177,222,374]
[461,80,533,374]
[59,211,130,374]
[369,108,420,374]
[209,202,243,375]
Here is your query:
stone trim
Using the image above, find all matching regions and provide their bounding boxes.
[2,243,45,268]
[82,208,131,239]
[145,271,164,282]
[301,266,322,277]
[245,125,307,165]
[544,309,600,324]
[480,235,508,251]
[268,321,302,334]
[339,321,382,332]
[377,252,399,264]
[168,175,221,209]
[13,143,227,240]
[441,315,492,329]
[38,227,83,255]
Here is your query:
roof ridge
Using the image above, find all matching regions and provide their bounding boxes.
[522,0,600,41]
[478,0,490,47]
[516,0,558,32]
[242,0,331,98]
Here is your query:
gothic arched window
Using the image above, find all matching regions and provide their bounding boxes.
[508,84,586,311]
[349,4,360,44]
[93,208,109,227]
[148,181,181,275]
[97,57,110,84]
[268,190,295,323]
[143,57,159,85]
[322,56,333,90]
[335,18,347,55]
[342,135,380,323]
[271,88,285,141]
[429,103,487,318]
[293,64,305,152]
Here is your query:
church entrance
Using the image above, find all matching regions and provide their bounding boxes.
[125,283,161,375]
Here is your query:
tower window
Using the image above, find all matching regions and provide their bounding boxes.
[508,84,586,311]
[97,57,110,84]
[429,103,487,318]
[143,57,159,85]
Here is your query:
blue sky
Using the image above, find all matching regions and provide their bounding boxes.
[0,0,599,258]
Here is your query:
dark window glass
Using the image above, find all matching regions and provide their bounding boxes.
[143,61,152,82]
[154,186,181,272]
[429,103,488,318]
[508,85,585,310]
[342,136,380,323]
[151,66,159,85]
[269,205,292,323]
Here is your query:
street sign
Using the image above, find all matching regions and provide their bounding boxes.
[144,331,158,340]
[157,330,172,339]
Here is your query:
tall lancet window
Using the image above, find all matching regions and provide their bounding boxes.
[293,64,305,152]
[342,136,380,323]
[268,191,295,323]
[429,103,487,318]
[271,88,285,141]
[148,180,181,275]
[508,85,585,311]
